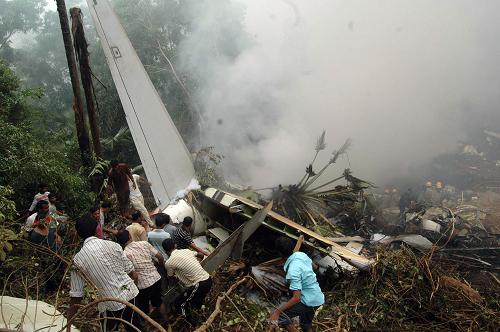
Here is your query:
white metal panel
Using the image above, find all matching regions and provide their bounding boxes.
[86,0,195,208]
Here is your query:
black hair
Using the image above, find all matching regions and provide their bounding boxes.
[155,213,170,227]
[275,236,295,258]
[35,200,49,211]
[38,183,48,190]
[162,238,175,253]
[116,230,130,247]
[89,205,100,214]
[48,193,57,199]
[75,214,98,240]
[101,201,112,209]
[182,216,193,227]
[110,159,119,168]
[131,211,141,221]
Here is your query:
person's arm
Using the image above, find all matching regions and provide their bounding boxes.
[119,244,137,284]
[270,264,303,323]
[128,270,139,285]
[155,252,165,270]
[147,242,165,268]
[269,290,301,322]
[28,195,38,213]
[189,242,209,257]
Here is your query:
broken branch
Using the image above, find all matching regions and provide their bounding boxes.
[194,277,249,332]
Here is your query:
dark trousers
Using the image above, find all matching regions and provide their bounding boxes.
[101,298,143,332]
[174,277,212,320]
[278,302,318,332]
[136,279,163,314]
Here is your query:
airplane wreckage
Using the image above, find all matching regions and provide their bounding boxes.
[85,0,373,288]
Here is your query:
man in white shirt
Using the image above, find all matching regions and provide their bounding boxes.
[28,183,49,213]
[162,238,212,321]
[129,173,153,226]
[68,215,143,332]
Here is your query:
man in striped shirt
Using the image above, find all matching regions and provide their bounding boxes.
[68,215,143,332]
[162,238,212,321]
[117,230,167,321]
[172,217,209,256]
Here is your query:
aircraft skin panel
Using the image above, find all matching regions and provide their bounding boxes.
[86,0,195,207]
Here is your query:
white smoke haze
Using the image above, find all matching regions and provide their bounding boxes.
[180,0,500,188]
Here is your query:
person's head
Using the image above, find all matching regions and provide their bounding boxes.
[75,214,98,240]
[89,205,100,221]
[131,211,142,223]
[116,230,131,247]
[154,213,170,228]
[275,236,295,258]
[38,183,48,194]
[48,193,57,203]
[182,216,193,231]
[36,200,50,216]
[162,238,176,255]
[101,201,112,214]
[110,159,119,169]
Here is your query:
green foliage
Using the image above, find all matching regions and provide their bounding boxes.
[0,185,16,222]
[0,57,94,216]
[0,120,94,215]
[0,185,17,261]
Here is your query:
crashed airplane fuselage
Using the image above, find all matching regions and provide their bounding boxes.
[85,0,372,274]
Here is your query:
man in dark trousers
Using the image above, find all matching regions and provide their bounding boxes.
[162,238,212,321]
[269,237,324,332]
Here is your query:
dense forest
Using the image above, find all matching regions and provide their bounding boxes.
[0,0,243,213]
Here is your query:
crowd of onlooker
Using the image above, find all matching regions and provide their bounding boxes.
[24,160,213,330]
[24,159,325,331]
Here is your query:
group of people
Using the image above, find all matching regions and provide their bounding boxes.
[67,212,324,331]
[24,183,67,249]
[25,160,325,331]
[68,211,213,331]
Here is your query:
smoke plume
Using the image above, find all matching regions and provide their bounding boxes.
[179,0,500,188]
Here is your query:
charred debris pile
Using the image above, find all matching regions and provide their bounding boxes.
[187,131,499,331]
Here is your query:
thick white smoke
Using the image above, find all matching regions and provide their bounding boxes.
[179,0,500,188]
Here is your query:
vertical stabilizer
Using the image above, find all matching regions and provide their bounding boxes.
[86,0,195,208]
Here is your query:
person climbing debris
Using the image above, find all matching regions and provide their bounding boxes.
[269,237,324,332]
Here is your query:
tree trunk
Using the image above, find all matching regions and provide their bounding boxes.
[55,0,92,167]
[70,7,103,158]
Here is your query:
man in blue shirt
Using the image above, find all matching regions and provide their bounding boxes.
[148,213,171,259]
[270,237,325,332]
[157,212,177,237]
